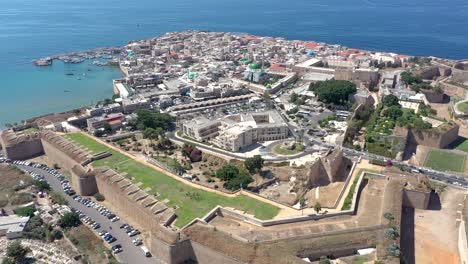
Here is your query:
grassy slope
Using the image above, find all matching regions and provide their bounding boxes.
[424,150,465,173]
[457,101,468,114]
[64,133,280,227]
[455,139,468,153]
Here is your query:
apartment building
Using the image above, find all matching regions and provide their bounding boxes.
[182,111,289,151]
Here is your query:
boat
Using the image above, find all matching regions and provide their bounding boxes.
[65,73,74,76]
[34,57,53,66]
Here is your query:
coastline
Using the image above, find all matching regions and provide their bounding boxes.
[0,60,123,129]
[2,30,468,129]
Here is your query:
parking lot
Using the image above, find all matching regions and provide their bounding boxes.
[7,160,161,264]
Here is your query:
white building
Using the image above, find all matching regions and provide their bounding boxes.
[0,215,30,239]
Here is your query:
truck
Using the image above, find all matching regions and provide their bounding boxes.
[141,246,151,257]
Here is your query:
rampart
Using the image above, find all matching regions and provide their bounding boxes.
[402,189,430,209]
[394,122,459,149]
[0,130,44,160]
[94,167,177,229]
[40,131,97,195]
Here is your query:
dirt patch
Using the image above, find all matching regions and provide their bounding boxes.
[305,182,345,208]
[65,225,117,264]
[410,188,464,264]
[429,102,452,120]
[442,83,465,98]
[0,164,34,208]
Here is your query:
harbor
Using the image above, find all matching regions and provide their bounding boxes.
[33,47,123,67]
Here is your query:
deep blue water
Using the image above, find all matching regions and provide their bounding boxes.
[1,0,468,127]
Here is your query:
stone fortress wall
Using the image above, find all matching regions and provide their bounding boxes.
[453,62,468,83]
[0,130,44,160]
[40,131,97,196]
[394,122,459,149]
[402,189,430,209]
[0,130,434,263]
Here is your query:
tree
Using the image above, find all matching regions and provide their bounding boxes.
[400,71,422,85]
[244,155,264,174]
[309,80,357,105]
[50,229,63,240]
[33,180,51,192]
[5,241,31,263]
[289,92,299,104]
[299,197,307,216]
[143,128,160,141]
[135,110,175,131]
[314,202,322,214]
[189,149,203,163]
[383,105,403,119]
[58,212,81,229]
[382,95,400,107]
[103,122,112,134]
[182,143,194,158]
[93,193,105,202]
[223,173,253,191]
[215,165,253,191]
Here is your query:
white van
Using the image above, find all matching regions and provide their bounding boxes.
[141,246,151,257]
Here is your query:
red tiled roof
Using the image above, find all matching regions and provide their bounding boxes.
[242,35,260,41]
[304,42,318,49]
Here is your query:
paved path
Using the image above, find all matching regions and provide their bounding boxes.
[17,164,162,264]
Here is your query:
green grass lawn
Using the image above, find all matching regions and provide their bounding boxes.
[64,133,280,227]
[457,101,468,114]
[455,138,468,153]
[424,149,466,173]
[272,143,305,155]
[19,127,39,135]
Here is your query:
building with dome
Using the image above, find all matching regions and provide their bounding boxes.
[243,62,268,83]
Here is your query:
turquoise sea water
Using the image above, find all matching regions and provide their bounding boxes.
[1,0,468,127]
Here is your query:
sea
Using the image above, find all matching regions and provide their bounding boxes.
[1,0,468,127]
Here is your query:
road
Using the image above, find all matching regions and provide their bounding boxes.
[17,164,162,264]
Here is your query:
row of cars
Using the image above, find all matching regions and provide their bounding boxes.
[1,156,153,258]
[10,160,78,196]
[73,195,148,256]
[74,195,119,221]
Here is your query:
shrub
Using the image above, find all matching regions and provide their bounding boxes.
[50,192,68,205]
[189,149,203,163]
[15,206,36,217]
[93,193,105,202]
[51,229,63,240]
[5,241,31,263]
[33,180,51,192]
[58,212,81,229]
[10,193,33,205]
